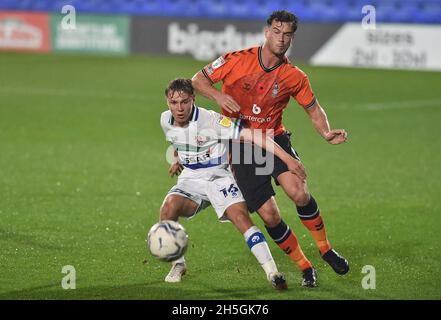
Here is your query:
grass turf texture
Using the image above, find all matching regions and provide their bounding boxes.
[0,52,440,300]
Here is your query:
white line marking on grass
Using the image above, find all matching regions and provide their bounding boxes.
[360,98,441,111]
[0,86,149,101]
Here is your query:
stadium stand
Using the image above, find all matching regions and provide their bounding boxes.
[0,0,440,23]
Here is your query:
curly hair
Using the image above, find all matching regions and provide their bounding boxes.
[267,10,298,33]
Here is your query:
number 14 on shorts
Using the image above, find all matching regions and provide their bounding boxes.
[220,184,239,198]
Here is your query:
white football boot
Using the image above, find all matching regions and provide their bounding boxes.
[165,262,187,283]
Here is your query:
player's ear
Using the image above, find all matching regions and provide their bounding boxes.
[264,26,269,39]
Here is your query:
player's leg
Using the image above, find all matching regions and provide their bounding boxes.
[231,152,316,287]
[206,170,287,289]
[223,202,287,290]
[274,132,349,275]
[159,193,199,283]
[277,172,349,275]
[256,197,317,287]
[160,194,199,221]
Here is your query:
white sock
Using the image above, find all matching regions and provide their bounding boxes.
[244,226,278,279]
[172,256,185,265]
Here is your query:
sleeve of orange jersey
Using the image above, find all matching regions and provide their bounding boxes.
[201,53,242,84]
[292,72,316,110]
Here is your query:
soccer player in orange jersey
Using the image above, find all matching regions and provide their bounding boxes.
[192,10,349,287]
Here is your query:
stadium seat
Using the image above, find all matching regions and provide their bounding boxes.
[140,0,198,18]
[414,0,441,23]
[375,1,399,23]
[397,1,413,23]
[312,0,344,23]
[341,1,363,22]
[281,1,307,20]
[228,0,251,19]
[0,0,18,11]
[66,0,87,13]
[14,0,33,11]
[136,0,162,16]
[199,0,228,19]
[252,0,285,20]
[0,0,440,24]
[30,0,49,11]
[294,0,316,22]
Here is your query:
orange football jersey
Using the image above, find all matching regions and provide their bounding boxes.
[202,46,316,136]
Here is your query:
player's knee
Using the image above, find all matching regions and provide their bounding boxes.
[257,200,281,227]
[259,209,281,228]
[264,214,281,228]
[160,199,179,220]
[288,190,309,207]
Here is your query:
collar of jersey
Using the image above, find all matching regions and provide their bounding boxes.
[169,105,199,126]
[258,46,286,73]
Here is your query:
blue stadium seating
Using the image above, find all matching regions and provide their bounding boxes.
[0,0,440,24]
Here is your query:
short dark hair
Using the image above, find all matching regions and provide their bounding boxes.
[267,10,298,33]
[165,78,194,97]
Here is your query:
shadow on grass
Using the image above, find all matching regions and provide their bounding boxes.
[0,276,391,300]
[0,227,63,250]
[1,241,412,300]
[0,281,263,300]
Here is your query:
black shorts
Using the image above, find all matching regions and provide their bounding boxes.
[230,131,301,213]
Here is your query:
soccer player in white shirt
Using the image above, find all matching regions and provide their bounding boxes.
[158,79,306,289]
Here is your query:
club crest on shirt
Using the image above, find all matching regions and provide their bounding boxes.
[195,135,208,146]
[218,116,232,127]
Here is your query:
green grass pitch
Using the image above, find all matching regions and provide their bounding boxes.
[1,52,440,300]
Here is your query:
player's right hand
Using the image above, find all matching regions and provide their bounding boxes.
[286,158,307,181]
[215,93,241,113]
[169,162,183,177]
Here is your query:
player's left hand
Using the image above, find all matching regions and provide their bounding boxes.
[169,162,183,177]
[286,158,307,180]
[324,129,348,145]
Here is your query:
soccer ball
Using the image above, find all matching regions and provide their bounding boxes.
[147,220,188,262]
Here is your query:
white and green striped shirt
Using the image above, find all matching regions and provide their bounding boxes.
[160,105,242,170]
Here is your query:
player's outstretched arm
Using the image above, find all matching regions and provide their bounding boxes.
[191,71,241,113]
[305,100,348,145]
[239,129,306,180]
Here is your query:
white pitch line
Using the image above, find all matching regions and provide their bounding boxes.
[0,86,149,102]
[360,98,441,111]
